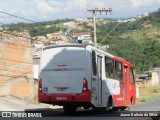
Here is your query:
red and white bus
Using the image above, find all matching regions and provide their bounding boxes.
[38,44,136,113]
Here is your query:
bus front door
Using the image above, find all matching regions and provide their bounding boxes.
[97,56,102,106]
[124,65,129,105]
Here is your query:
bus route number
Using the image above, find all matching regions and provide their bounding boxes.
[56,97,67,101]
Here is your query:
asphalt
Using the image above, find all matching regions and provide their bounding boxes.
[0,96,159,120]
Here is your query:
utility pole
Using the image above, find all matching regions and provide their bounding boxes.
[87,8,112,47]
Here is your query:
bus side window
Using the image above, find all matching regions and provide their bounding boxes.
[92,51,97,76]
[115,61,123,80]
[130,68,135,84]
[105,57,114,78]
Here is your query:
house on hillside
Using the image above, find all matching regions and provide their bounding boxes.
[151,68,160,85]
[136,68,160,86]
[63,21,78,28]
[33,36,49,49]
[47,32,62,40]
[47,32,69,45]
[72,32,92,43]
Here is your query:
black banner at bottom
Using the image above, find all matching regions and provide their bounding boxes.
[0,111,160,118]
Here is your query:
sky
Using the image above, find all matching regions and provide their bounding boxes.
[0,0,160,23]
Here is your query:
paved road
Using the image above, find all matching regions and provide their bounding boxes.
[22,100,160,120]
[130,99,160,111]
[0,96,159,120]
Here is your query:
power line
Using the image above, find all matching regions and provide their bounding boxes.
[0,68,32,75]
[0,40,32,50]
[100,22,122,44]
[0,17,34,45]
[0,15,21,23]
[2,41,32,49]
[0,31,32,40]
[87,8,112,47]
[0,57,33,64]
[0,67,33,72]
[0,44,30,50]
[0,74,28,79]
[0,10,36,23]
[0,22,5,25]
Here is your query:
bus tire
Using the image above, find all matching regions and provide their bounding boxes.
[63,105,77,113]
[126,98,133,111]
[83,105,90,110]
[106,96,113,112]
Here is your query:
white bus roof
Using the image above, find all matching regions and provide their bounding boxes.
[43,44,86,50]
[43,44,114,58]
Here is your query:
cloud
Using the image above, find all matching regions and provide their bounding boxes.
[132,0,160,8]
[0,0,159,23]
[33,0,60,13]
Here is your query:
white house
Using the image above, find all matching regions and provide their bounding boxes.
[72,32,91,40]
[34,42,44,49]
[151,68,160,85]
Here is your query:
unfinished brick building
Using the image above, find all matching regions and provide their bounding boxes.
[0,31,35,100]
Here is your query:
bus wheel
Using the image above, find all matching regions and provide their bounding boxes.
[126,98,133,111]
[83,105,90,110]
[106,97,113,112]
[120,107,127,111]
[63,105,77,113]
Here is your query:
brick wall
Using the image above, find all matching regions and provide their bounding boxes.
[0,32,35,101]
[136,80,152,87]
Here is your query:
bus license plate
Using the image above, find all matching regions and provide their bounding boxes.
[56,97,67,101]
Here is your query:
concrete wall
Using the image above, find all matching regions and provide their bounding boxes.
[0,32,35,101]
[33,64,39,80]
[152,71,160,85]
[136,80,152,87]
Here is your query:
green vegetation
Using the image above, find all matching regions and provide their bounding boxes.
[137,85,160,103]
[138,97,156,103]
[96,11,160,73]
[4,10,160,73]
[139,85,160,96]
[5,18,73,37]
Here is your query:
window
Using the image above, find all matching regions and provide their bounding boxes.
[130,68,135,84]
[105,57,114,78]
[115,61,123,80]
[92,51,97,76]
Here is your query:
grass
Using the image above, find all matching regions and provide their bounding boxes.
[137,85,160,103]
[139,85,160,97]
[138,97,156,103]
[120,26,158,41]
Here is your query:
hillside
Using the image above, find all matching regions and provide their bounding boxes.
[3,18,74,38]
[97,10,160,73]
[2,10,160,73]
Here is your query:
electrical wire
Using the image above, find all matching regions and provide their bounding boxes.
[0,42,32,50]
[0,57,33,64]
[0,10,37,23]
[0,68,32,74]
[100,22,122,44]
[0,31,32,40]
[0,15,22,23]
